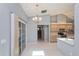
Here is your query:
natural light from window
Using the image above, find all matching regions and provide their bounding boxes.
[32,50,45,56]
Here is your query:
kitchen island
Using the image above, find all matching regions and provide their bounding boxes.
[57,38,74,56]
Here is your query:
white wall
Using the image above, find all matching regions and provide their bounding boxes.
[27,15,50,43]
[38,15,50,25]
[27,18,37,43]
[72,4,79,56]
[0,4,28,56]
[44,25,49,42]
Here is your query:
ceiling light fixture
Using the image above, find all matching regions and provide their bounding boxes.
[32,15,42,23]
[32,4,42,23]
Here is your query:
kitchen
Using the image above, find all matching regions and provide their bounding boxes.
[50,14,74,55]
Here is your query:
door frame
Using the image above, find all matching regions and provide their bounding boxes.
[37,25,50,43]
[10,12,15,56]
[49,24,50,44]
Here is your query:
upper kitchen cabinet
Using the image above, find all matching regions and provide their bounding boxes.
[51,14,74,23]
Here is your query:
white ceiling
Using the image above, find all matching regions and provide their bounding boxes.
[20,3,74,18]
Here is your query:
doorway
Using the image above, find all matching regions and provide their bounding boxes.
[37,25,49,42]
[37,25,44,41]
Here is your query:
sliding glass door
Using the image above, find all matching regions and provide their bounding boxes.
[11,13,26,56]
[21,23,26,52]
[19,20,26,55]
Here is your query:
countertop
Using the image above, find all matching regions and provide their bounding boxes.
[57,38,74,46]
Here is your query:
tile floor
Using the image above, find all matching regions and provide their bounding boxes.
[21,41,63,56]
